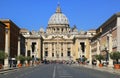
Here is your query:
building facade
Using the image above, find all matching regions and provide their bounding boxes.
[90,12,120,66]
[20,4,95,61]
[20,28,43,60]
[0,22,6,51]
[0,19,20,58]
[0,19,21,67]
[0,21,6,65]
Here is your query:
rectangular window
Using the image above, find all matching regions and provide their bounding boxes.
[67,51,71,56]
[80,42,85,52]
[31,42,36,52]
[45,51,48,57]
[52,53,54,57]
[27,50,31,56]
[107,36,109,48]
[61,53,63,57]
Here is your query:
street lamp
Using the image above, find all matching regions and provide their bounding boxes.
[105,47,109,65]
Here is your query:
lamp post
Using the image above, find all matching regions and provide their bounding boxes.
[105,47,109,65]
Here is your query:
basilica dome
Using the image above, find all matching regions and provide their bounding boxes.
[48,4,69,25]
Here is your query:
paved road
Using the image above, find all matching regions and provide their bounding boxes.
[0,64,120,78]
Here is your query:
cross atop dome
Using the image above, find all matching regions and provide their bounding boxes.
[56,3,62,13]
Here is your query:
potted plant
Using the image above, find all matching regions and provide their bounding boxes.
[16,55,26,68]
[95,54,104,67]
[110,51,120,69]
[0,50,8,69]
[25,56,32,66]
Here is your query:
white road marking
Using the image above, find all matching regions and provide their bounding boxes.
[53,66,56,78]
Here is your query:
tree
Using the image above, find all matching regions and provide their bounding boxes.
[95,54,104,64]
[0,50,8,60]
[110,51,120,64]
[0,50,8,69]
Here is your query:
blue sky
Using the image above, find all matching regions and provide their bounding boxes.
[0,0,120,31]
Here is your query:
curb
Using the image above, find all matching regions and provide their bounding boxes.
[71,64,120,75]
[0,64,41,74]
[0,67,18,74]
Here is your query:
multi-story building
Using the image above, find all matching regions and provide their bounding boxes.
[20,28,43,60]
[0,19,20,66]
[91,12,120,66]
[0,22,6,51]
[0,21,6,65]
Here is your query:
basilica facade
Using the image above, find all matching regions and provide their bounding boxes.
[20,4,95,61]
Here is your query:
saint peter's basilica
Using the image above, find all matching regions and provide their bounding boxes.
[20,4,95,61]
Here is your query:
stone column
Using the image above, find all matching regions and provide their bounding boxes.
[59,43,61,59]
[34,43,37,61]
[108,34,113,67]
[70,43,73,60]
[89,44,92,65]
[17,37,20,64]
[66,41,68,60]
[25,42,28,64]
[30,42,32,57]
[62,43,64,59]
[4,28,9,68]
[54,43,56,58]
[49,43,52,60]
[84,42,86,56]
[117,17,120,51]
[63,28,65,33]
[97,40,100,66]
[43,43,45,60]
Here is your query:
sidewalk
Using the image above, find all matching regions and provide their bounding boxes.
[0,64,41,74]
[0,67,18,74]
[71,64,120,74]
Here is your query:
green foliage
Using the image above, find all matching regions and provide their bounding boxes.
[16,55,26,64]
[110,51,120,64]
[26,56,32,61]
[0,50,8,60]
[95,54,104,64]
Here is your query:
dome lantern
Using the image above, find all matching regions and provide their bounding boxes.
[56,3,62,13]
